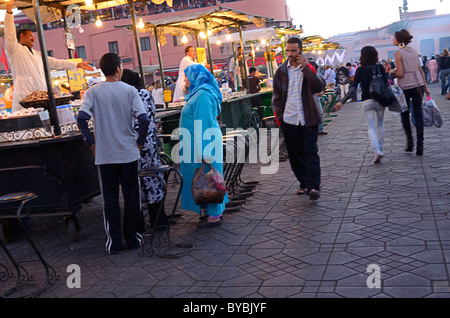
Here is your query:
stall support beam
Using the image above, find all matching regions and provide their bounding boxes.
[62,9,74,59]
[32,0,60,136]
[232,42,239,91]
[129,0,146,89]
[238,24,250,94]
[154,27,167,109]
[204,20,214,74]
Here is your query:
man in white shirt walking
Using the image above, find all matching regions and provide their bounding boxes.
[272,37,325,200]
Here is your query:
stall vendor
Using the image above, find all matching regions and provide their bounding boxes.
[4,1,94,112]
[228,46,252,91]
[173,46,199,101]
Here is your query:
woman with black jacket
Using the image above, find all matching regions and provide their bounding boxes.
[334,46,388,164]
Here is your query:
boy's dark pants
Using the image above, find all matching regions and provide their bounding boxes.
[98,160,144,253]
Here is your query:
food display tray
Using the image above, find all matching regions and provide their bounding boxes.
[0,115,43,133]
[19,95,73,109]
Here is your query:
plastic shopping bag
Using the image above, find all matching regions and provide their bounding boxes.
[191,161,226,205]
[423,97,443,128]
[388,84,408,113]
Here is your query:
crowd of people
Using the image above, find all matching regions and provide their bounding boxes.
[75,28,448,254]
[6,0,446,254]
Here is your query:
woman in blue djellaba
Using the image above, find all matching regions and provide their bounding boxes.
[177,64,228,228]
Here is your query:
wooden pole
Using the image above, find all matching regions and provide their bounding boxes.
[32,0,61,135]
[129,0,146,89]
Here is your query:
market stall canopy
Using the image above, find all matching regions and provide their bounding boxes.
[302,35,341,52]
[209,27,277,44]
[0,0,172,24]
[116,6,272,36]
[208,26,303,44]
[132,65,160,75]
[274,26,303,36]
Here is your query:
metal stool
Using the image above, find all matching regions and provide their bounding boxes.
[0,192,58,298]
[138,165,194,258]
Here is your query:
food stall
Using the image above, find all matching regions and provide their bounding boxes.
[208,26,302,116]
[0,0,156,242]
[115,6,272,132]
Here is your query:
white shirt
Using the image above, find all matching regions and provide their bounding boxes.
[324,68,336,85]
[4,13,78,111]
[283,60,305,126]
[152,88,164,105]
[80,81,146,165]
[173,55,198,101]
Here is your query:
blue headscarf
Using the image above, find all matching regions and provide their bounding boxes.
[184,64,223,104]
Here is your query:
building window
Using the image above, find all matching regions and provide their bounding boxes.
[420,39,434,57]
[173,35,183,47]
[76,46,87,59]
[47,50,54,57]
[108,41,119,54]
[140,37,151,51]
[439,37,450,54]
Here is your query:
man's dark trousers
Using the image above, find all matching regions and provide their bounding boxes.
[99,160,144,253]
[282,122,321,192]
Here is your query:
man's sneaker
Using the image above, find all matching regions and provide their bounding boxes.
[308,189,320,200]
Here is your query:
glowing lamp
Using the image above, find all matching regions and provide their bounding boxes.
[138,18,144,29]
[95,16,102,27]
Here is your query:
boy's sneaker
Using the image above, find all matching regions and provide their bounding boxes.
[108,248,123,255]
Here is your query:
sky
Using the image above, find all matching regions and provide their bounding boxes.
[286,0,450,38]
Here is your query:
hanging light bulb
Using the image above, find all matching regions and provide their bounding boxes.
[181,35,189,44]
[255,47,260,51]
[199,31,206,39]
[280,36,285,42]
[261,39,267,45]
[95,16,102,27]
[216,39,222,46]
[226,33,231,41]
[137,18,144,29]
[207,29,212,36]
[85,0,93,6]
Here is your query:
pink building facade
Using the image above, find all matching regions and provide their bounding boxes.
[0,0,293,82]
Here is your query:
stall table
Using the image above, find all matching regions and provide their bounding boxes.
[0,132,100,242]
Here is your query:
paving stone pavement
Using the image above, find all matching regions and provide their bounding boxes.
[0,83,449,299]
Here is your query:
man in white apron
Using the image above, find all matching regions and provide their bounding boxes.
[173,46,198,101]
[5,1,93,112]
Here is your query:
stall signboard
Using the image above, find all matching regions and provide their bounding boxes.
[196,47,207,65]
[67,59,87,92]
[66,32,75,50]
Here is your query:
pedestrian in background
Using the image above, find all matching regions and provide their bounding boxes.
[324,65,336,90]
[272,37,325,200]
[389,29,430,156]
[152,80,165,108]
[347,62,358,101]
[421,56,429,83]
[337,62,350,100]
[121,69,168,230]
[77,53,149,254]
[428,56,438,83]
[439,48,450,95]
[334,46,387,164]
